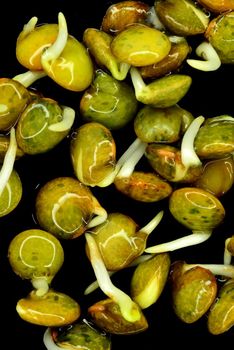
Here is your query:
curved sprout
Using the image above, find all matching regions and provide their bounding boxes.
[48,106,75,132]
[224,237,233,265]
[180,115,204,168]
[13,70,47,88]
[21,16,38,36]
[145,230,211,254]
[31,277,49,297]
[146,6,165,30]
[86,206,108,228]
[97,137,147,187]
[130,67,146,100]
[41,12,68,64]
[187,42,221,71]
[84,211,164,295]
[109,61,131,81]
[43,328,62,350]
[0,127,17,196]
[85,233,141,323]
[84,253,154,295]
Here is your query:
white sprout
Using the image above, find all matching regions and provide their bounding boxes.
[145,230,212,254]
[41,12,68,65]
[110,61,131,81]
[84,211,163,295]
[21,16,38,36]
[43,328,62,350]
[13,70,47,88]
[0,127,17,197]
[87,206,108,228]
[146,6,165,30]
[130,67,146,100]
[187,41,221,71]
[84,253,154,295]
[31,277,49,296]
[183,263,234,279]
[97,137,147,187]
[180,115,204,168]
[48,106,75,132]
[224,237,233,265]
[85,233,141,322]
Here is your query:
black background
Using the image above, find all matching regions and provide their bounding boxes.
[0,0,233,348]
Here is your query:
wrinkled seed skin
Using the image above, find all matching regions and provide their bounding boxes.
[137,74,192,108]
[208,279,234,334]
[101,1,150,34]
[111,23,171,67]
[54,320,111,350]
[194,118,234,159]
[88,298,148,335]
[197,0,234,12]
[0,169,22,217]
[114,171,172,202]
[0,78,31,131]
[169,187,225,231]
[16,289,80,326]
[205,12,234,64]
[155,0,209,36]
[8,229,64,281]
[170,262,217,323]
[16,23,58,70]
[35,177,95,239]
[140,39,191,79]
[16,98,69,154]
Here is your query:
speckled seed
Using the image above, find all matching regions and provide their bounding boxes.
[134,105,193,143]
[170,262,217,323]
[136,74,192,108]
[139,39,191,79]
[111,23,171,66]
[88,298,148,335]
[114,171,173,202]
[8,229,64,282]
[155,0,209,36]
[0,169,22,217]
[0,78,31,131]
[70,122,116,186]
[205,11,234,64]
[169,187,225,231]
[16,289,80,326]
[16,98,69,154]
[208,279,234,335]
[35,177,98,239]
[194,117,234,158]
[54,320,111,350]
